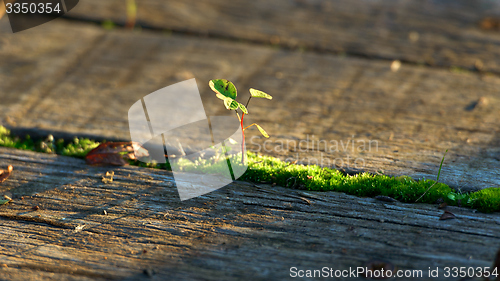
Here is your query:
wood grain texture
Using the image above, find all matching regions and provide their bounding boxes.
[0,3,499,280]
[0,19,498,190]
[67,0,500,73]
[0,147,499,280]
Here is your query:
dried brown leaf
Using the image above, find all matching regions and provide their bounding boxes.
[439,210,456,220]
[85,142,149,166]
[480,17,500,31]
[0,165,13,183]
[438,202,448,209]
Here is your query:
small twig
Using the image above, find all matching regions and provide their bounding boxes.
[415,149,448,202]
[245,96,252,108]
[0,213,74,229]
[243,123,259,131]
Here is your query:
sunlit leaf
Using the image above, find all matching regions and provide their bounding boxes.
[215,92,226,101]
[255,124,269,138]
[224,98,239,110]
[238,102,248,114]
[249,88,272,99]
[243,123,270,138]
[210,79,237,99]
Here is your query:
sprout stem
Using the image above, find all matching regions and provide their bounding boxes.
[245,96,252,108]
[240,113,245,164]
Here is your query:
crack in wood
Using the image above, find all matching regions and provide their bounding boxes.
[0,213,74,229]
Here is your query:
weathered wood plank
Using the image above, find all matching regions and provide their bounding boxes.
[0,19,498,190]
[67,0,500,73]
[0,147,499,280]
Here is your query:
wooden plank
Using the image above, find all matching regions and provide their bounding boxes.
[0,19,499,190]
[0,147,498,280]
[67,0,500,73]
[0,18,103,120]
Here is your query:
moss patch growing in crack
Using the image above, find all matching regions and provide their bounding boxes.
[0,126,99,157]
[241,152,500,213]
[0,126,498,213]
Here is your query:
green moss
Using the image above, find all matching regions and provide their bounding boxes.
[240,152,499,213]
[60,137,100,158]
[0,126,99,158]
[0,126,498,213]
[101,20,116,30]
[450,66,472,75]
[466,188,500,213]
[0,126,35,151]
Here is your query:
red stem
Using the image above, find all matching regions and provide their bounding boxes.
[241,113,245,164]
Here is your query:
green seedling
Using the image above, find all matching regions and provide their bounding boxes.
[209,79,272,163]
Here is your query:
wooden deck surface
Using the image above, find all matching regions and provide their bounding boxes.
[0,0,499,279]
[0,147,499,280]
[0,16,498,190]
[69,0,500,73]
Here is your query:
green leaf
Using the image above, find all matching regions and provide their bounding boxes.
[210,79,237,100]
[238,102,248,114]
[249,88,272,99]
[0,199,10,205]
[224,98,239,110]
[215,92,226,101]
[255,124,269,138]
[243,123,269,138]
